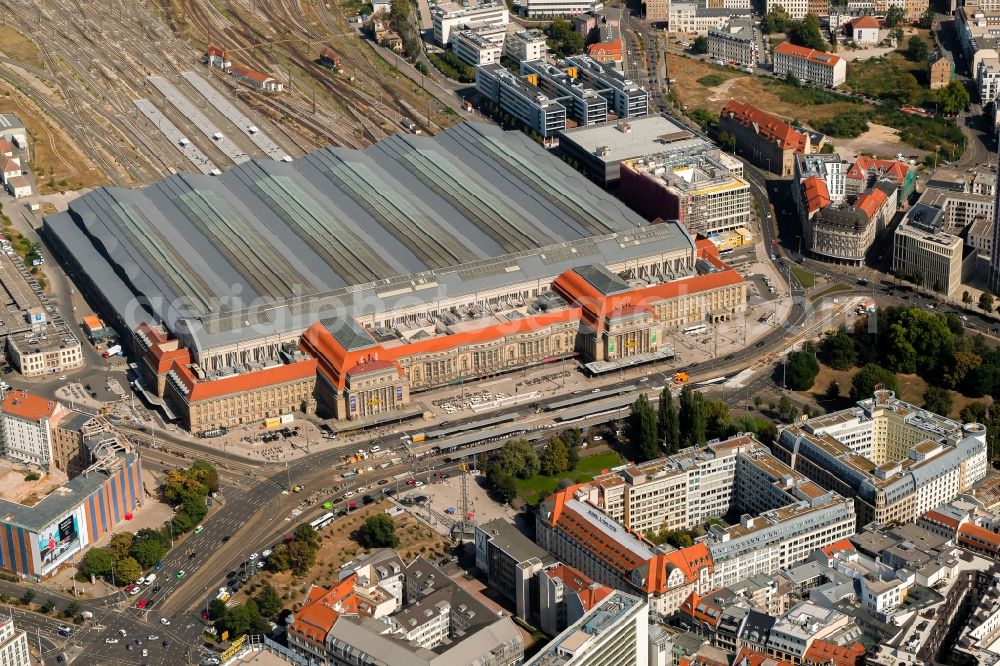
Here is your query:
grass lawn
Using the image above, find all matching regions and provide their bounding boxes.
[845,53,931,103]
[516,451,621,504]
[697,73,731,87]
[811,283,852,301]
[790,265,816,289]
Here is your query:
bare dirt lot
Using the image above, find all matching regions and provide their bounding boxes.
[0,26,45,70]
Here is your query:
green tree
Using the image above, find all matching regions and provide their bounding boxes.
[265,544,291,573]
[108,532,133,561]
[785,346,820,390]
[944,350,982,389]
[679,386,707,447]
[666,531,693,548]
[163,468,209,505]
[919,7,934,28]
[762,5,791,32]
[539,437,570,476]
[789,14,826,50]
[778,395,798,423]
[628,393,660,460]
[188,460,220,495]
[937,80,970,114]
[658,388,681,453]
[287,540,317,577]
[293,524,319,550]
[254,584,282,619]
[545,19,584,57]
[20,590,34,605]
[82,547,115,578]
[785,70,801,87]
[114,557,142,585]
[493,439,539,480]
[130,528,169,569]
[923,385,953,415]
[850,363,899,401]
[826,380,841,399]
[898,73,922,105]
[906,36,929,62]
[358,514,400,549]
[820,331,857,370]
[980,293,995,312]
[208,597,227,621]
[717,131,736,152]
[964,291,974,304]
[491,470,518,503]
[692,36,709,54]
[41,598,55,614]
[885,5,906,26]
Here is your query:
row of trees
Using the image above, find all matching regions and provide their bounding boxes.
[81,528,171,585]
[484,432,585,502]
[761,8,826,51]
[209,583,284,638]
[628,386,778,462]
[164,460,219,535]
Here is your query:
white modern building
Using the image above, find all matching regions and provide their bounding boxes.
[893,202,977,296]
[504,29,548,63]
[516,0,604,18]
[564,55,649,119]
[453,29,504,65]
[774,42,847,86]
[668,3,753,34]
[978,57,1000,106]
[431,1,509,45]
[524,592,649,666]
[476,64,568,138]
[0,618,30,666]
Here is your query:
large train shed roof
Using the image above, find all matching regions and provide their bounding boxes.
[45,123,687,353]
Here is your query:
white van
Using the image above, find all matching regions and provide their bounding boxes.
[144,573,156,585]
[135,576,146,586]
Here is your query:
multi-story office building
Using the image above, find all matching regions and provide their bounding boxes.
[564,55,649,119]
[522,60,609,126]
[5,323,84,378]
[619,153,752,236]
[719,101,810,176]
[431,1,509,44]
[668,4,753,34]
[794,153,847,204]
[537,436,855,615]
[476,64,567,138]
[893,203,976,296]
[993,163,1000,293]
[774,390,989,529]
[475,518,556,622]
[516,0,604,18]
[708,18,759,68]
[0,618,29,666]
[773,42,846,86]
[524,592,649,666]
[0,391,64,468]
[453,29,504,65]
[504,29,548,62]
[956,6,1000,75]
[538,564,615,637]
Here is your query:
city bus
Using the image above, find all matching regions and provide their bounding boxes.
[309,512,336,532]
[683,324,708,336]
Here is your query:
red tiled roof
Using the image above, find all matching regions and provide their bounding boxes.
[846,156,908,183]
[292,575,359,643]
[804,640,865,666]
[720,100,808,152]
[320,48,341,62]
[802,176,831,214]
[545,565,614,611]
[2,391,60,421]
[734,647,794,666]
[346,358,401,377]
[1,158,18,173]
[822,538,856,557]
[775,41,843,67]
[0,138,12,154]
[855,187,887,220]
[959,523,1000,548]
[230,64,270,83]
[850,16,881,29]
[169,357,317,402]
[923,509,961,531]
[587,39,622,58]
[205,44,228,58]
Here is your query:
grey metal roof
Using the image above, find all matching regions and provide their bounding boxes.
[574,264,631,295]
[43,122,679,354]
[0,452,138,531]
[322,317,376,352]
[477,518,554,565]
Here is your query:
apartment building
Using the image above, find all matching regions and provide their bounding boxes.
[920,166,996,232]
[805,181,897,265]
[929,52,953,89]
[773,42,847,86]
[537,436,856,615]
[708,18,760,68]
[0,391,64,469]
[504,29,547,62]
[476,64,567,138]
[774,390,989,529]
[522,60,608,126]
[795,153,847,205]
[432,1,509,44]
[537,564,615,636]
[524,592,649,666]
[967,216,993,257]
[765,0,809,19]
[845,156,916,202]
[956,6,1000,75]
[564,55,649,119]
[668,4,753,34]
[893,202,976,296]
[718,101,810,176]
[453,29,504,65]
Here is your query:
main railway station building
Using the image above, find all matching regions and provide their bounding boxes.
[44,122,746,432]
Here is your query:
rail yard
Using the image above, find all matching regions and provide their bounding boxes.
[0,0,453,189]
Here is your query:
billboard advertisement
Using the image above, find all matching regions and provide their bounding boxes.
[36,506,87,576]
